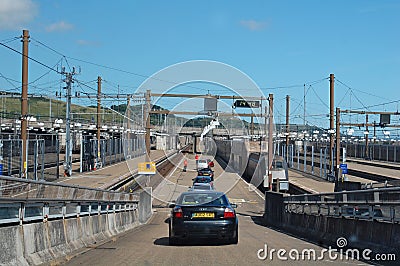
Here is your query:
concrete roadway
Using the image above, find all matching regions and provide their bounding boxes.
[64,154,363,266]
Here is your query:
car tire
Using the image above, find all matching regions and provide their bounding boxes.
[169,236,179,246]
[169,225,180,246]
[230,227,238,244]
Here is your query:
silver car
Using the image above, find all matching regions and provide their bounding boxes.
[189,183,214,191]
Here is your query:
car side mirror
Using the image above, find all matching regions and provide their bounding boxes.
[231,203,238,208]
[168,202,176,208]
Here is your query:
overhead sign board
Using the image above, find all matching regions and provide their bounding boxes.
[138,162,156,175]
[380,114,390,126]
[234,100,260,108]
[204,98,217,112]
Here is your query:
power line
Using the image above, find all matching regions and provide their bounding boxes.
[336,88,351,107]
[0,40,61,74]
[0,72,20,92]
[310,85,329,109]
[336,78,392,102]
[0,36,20,44]
[290,85,311,116]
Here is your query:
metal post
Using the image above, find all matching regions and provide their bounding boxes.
[335,107,341,181]
[329,73,335,177]
[40,140,45,180]
[33,139,38,180]
[365,114,369,159]
[56,137,60,179]
[311,145,314,175]
[19,140,23,178]
[303,141,306,172]
[21,30,29,178]
[8,139,12,176]
[290,144,294,168]
[331,148,334,181]
[80,137,83,173]
[145,90,151,160]
[62,68,75,177]
[386,145,389,162]
[286,95,290,163]
[324,148,327,179]
[97,76,102,169]
[320,148,322,178]
[297,148,300,170]
[267,94,274,190]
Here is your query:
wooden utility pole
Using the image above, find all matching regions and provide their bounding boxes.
[268,94,274,190]
[335,107,341,180]
[329,74,335,177]
[145,90,151,159]
[97,76,101,167]
[365,114,369,158]
[285,95,290,146]
[21,30,29,178]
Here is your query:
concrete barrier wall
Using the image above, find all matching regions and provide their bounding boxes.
[263,191,400,258]
[0,189,153,266]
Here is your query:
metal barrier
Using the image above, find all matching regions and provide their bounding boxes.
[284,187,400,223]
[0,175,138,225]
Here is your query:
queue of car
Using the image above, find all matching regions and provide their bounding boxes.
[168,156,239,245]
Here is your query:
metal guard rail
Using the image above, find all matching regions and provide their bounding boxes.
[0,175,139,225]
[0,175,138,201]
[284,187,400,223]
[0,198,138,225]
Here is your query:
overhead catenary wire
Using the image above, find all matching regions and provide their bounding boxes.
[0,41,61,74]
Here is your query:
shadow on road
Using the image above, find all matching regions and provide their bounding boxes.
[154,237,234,247]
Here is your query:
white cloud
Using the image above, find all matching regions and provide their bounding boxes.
[0,0,38,30]
[45,21,74,32]
[240,20,268,31]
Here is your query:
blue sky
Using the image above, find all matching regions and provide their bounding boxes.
[0,0,399,137]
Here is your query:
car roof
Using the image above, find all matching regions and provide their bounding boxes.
[198,159,208,162]
[198,168,212,171]
[180,190,224,196]
[195,176,211,179]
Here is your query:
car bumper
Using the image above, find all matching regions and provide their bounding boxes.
[171,219,237,239]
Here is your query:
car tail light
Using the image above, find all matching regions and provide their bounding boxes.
[224,207,235,218]
[173,207,183,218]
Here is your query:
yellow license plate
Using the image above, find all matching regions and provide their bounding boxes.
[192,212,214,218]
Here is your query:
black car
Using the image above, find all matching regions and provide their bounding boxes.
[192,176,213,188]
[169,191,238,245]
[197,168,214,181]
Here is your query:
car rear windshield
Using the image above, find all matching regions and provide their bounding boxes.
[194,177,211,183]
[193,184,211,190]
[179,193,227,206]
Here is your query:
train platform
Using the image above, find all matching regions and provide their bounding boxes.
[288,169,334,194]
[56,150,176,189]
[346,157,400,168]
[346,159,400,180]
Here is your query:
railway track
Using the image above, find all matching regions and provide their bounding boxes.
[110,146,190,192]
